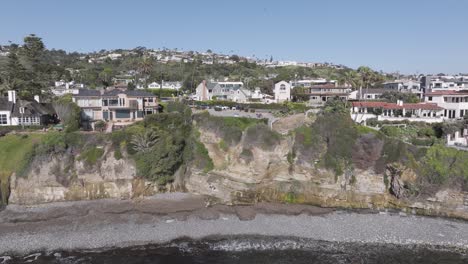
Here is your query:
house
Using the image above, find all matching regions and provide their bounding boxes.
[274,81,291,103]
[147,82,161,89]
[195,81,245,102]
[424,90,468,119]
[161,81,182,90]
[384,80,420,91]
[357,88,387,100]
[51,80,85,96]
[0,93,15,126]
[307,85,350,104]
[0,91,57,126]
[350,100,445,123]
[446,127,468,149]
[290,78,337,88]
[72,88,158,123]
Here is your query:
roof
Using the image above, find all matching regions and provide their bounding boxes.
[351,101,443,110]
[425,90,468,96]
[362,88,388,94]
[12,100,56,117]
[76,89,101,97]
[103,89,155,97]
[0,97,14,111]
[74,89,155,97]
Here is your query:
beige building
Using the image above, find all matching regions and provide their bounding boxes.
[72,88,158,122]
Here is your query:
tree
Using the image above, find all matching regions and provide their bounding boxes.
[131,129,160,152]
[0,51,28,94]
[53,95,81,132]
[138,56,154,87]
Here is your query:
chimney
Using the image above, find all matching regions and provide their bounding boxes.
[65,83,70,89]
[34,95,40,103]
[7,90,16,103]
[202,80,207,100]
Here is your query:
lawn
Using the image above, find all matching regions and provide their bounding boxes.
[0,133,44,204]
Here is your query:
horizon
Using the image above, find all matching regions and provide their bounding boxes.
[1,0,467,75]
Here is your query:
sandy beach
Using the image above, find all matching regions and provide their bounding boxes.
[0,193,467,255]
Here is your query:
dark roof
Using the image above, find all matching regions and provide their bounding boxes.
[206,83,218,89]
[0,97,14,111]
[76,89,101,97]
[362,88,388,94]
[12,100,56,117]
[74,88,155,97]
[103,89,155,97]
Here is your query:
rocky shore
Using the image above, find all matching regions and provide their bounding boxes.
[0,193,467,255]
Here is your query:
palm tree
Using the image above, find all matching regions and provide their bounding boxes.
[131,130,160,152]
[138,56,154,88]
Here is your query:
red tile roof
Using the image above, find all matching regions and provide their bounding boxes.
[351,101,443,110]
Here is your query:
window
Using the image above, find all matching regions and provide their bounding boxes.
[428,97,432,101]
[0,114,7,125]
[280,84,286,90]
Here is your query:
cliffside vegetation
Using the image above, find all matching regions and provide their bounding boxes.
[291,100,468,197]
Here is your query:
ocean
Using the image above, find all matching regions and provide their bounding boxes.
[3,236,467,264]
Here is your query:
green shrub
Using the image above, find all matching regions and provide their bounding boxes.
[244,124,281,151]
[78,147,105,166]
[218,139,228,151]
[193,139,214,173]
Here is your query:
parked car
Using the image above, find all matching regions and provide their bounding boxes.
[221,106,230,110]
[231,106,238,110]
[214,106,222,111]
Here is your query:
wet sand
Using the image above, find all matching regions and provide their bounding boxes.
[0,193,467,255]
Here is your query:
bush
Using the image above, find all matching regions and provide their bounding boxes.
[78,147,104,166]
[193,112,265,145]
[380,126,402,138]
[244,124,281,151]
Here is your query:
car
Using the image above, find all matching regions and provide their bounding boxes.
[231,106,238,110]
[221,106,230,110]
[234,113,239,117]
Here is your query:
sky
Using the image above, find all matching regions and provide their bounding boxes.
[0,0,467,74]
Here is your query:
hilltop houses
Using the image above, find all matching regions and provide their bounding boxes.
[0,91,57,126]
[147,81,182,90]
[274,81,291,103]
[72,88,158,123]
[194,80,278,103]
[350,100,445,123]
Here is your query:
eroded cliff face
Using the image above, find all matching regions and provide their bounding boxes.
[186,127,468,220]
[9,146,157,205]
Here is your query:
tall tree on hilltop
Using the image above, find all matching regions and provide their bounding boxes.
[138,56,154,88]
[0,49,28,95]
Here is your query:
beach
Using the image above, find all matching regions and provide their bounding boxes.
[0,193,467,256]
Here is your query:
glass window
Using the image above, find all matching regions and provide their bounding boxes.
[0,114,7,124]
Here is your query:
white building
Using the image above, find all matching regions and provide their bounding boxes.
[351,100,445,124]
[384,80,420,91]
[425,90,468,119]
[274,81,291,103]
[147,82,161,89]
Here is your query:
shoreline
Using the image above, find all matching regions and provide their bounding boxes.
[1,194,468,255]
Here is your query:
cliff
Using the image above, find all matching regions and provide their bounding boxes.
[3,105,468,220]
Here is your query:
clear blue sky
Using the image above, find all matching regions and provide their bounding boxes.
[1,0,467,74]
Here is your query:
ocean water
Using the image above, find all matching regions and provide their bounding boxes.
[3,236,467,264]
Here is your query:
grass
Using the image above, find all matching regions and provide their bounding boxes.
[0,133,44,204]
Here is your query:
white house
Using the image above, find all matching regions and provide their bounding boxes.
[274,81,291,103]
[384,80,420,91]
[425,90,468,119]
[147,82,161,89]
[350,100,445,124]
[0,91,15,126]
[161,81,182,90]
